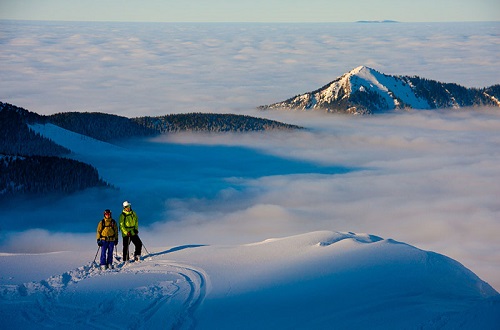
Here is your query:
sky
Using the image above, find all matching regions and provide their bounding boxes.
[0,0,499,22]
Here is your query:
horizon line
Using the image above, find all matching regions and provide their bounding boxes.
[1,18,499,24]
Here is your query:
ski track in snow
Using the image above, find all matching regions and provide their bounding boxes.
[1,231,499,328]
[0,254,208,330]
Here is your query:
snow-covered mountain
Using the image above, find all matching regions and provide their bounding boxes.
[1,231,498,329]
[259,66,500,114]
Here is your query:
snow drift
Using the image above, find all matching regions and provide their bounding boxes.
[1,231,498,329]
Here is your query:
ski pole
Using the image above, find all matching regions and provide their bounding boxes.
[93,246,100,265]
[142,242,150,256]
[114,241,120,262]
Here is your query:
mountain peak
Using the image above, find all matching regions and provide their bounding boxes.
[259,67,500,114]
[345,66,386,94]
[349,65,373,74]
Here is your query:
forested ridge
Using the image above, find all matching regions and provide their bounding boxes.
[0,102,110,198]
[134,112,303,133]
[48,111,157,142]
[0,155,109,196]
[403,76,499,109]
[0,102,68,156]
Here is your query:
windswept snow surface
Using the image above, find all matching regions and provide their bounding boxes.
[348,66,431,109]
[1,231,498,329]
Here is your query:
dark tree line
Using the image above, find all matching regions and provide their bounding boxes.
[133,113,303,133]
[0,155,109,196]
[47,112,301,140]
[403,77,499,109]
[0,103,69,156]
[48,112,157,142]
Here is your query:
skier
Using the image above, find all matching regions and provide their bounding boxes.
[96,209,119,269]
[120,201,143,262]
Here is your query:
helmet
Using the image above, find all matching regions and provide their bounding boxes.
[104,209,111,216]
[123,201,131,208]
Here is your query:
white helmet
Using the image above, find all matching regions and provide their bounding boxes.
[123,201,131,208]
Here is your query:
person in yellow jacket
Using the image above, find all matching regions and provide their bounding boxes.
[96,209,119,269]
[119,201,143,261]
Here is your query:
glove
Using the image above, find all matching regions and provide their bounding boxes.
[127,232,131,237]
[97,240,103,246]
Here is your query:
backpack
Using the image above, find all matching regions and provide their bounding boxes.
[99,218,117,239]
[121,212,137,231]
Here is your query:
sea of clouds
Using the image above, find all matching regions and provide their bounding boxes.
[0,20,499,290]
[1,21,499,116]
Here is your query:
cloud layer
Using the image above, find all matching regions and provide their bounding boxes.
[1,21,499,116]
[153,109,500,290]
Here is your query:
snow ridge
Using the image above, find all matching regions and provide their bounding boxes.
[317,231,383,246]
[1,231,499,329]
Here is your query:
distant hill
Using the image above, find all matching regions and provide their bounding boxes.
[133,113,303,133]
[0,103,69,156]
[45,111,302,141]
[356,20,399,23]
[259,66,500,115]
[48,112,157,142]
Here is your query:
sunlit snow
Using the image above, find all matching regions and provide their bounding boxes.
[1,231,498,329]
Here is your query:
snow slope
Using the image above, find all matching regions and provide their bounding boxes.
[1,231,498,329]
[348,66,431,109]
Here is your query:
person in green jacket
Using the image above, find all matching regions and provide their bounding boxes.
[119,201,143,261]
